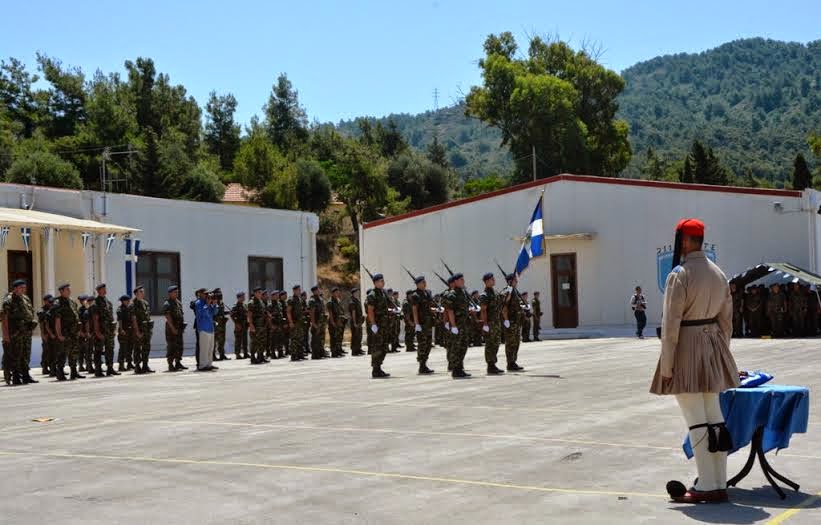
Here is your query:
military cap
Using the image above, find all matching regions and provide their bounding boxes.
[58,282,71,291]
[505,273,516,282]
[195,287,207,294]
[452,272,464,281]
[331,287,339,293]
[212,288,222,294]
[446,275,455,284]
[77,294,87,301]
[167,285,179,293]
[371,273,384,282]
[42,293,53,301]
[482,272,494,282]
[236,291,246,298]
[386,288,393,294]
[414,275,426,284]
[292,284,301,290]
[95,283,107,290]
[253,286,263,293]
[11,279,26,288]
[133,285,144,292]
[119,294,131,301]
[310,285,319,292]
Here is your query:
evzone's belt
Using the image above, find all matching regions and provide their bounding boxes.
[680,318,718,327]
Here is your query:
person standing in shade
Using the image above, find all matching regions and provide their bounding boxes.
[91,284,120,377]
[129,286,155,374]
[402,289,417,353]
[247,287,269,364]
[520,292,532,342]
[348,288,364,356]
[480,272,505,375]
[327,288,347,357]
[278,291,290,358]
[163,286,187,372]
[531,291,543,341]
[650,218,738,504]
[212,289,230,361]
[308,285,328,359]
[77,295,92,373]
[195,290,219,371]
[116,295,134,371]
[767,284,788,338]
[366,273,391,378]
[410,276,435,374]
[729,283,744,338]
[630,286,648,339]
[287,285,306,361]
[37,294,55,376]
[231,291,249,359]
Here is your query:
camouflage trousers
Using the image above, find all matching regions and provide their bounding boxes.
[93,331,116,373]
[214,327,226,358]
[54,334,80,370]
[234,328,248,357]
[349,321,362,353]
[404,322,416,352]
[4,332,31,374]
[117,334,133,366]
[250,325,267,361]
[310,323,326,358]
[504,322,521,365]
[328,323,344,355]
[521,318,532,340]
[165,327,184,364]
[416,323,433,364]
[134,328,152,366]
[289,324,305,360]
[369,323,387,368]
[446,323,469,372]
[78,337,92,370]
[483,322,502,365]
[41,339,52,372]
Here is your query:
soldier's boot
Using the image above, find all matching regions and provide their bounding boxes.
[371,366,390,378]
[118,361,126,372]
[126,360,134,370]
[506,362,524,372]
[78,361,86,372]
[23,370,38,384]
[70,366,85,380]
[487,364,505,375]
[107,366,120,376]
[418,363,434,375]
[143,359,155,373]
[11,371,24,385]
[134,362,143,374]
[41,365,49,375]
[167,358,176,372]
[3,368,10,386]
[452,368,469,379]
[175,360,188,370]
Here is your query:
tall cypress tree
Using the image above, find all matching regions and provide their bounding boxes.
[792,153,812,190]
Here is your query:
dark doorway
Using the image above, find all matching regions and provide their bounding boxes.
[551,253,578,328]
[7,250,34,302]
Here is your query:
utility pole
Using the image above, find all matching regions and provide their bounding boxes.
[99,145,138,216]
[532,145,537,182]
[433,88,439,111]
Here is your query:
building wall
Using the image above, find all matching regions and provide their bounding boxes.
[362,178,812,329]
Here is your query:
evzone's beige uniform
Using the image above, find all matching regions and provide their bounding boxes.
[650,250,739,492]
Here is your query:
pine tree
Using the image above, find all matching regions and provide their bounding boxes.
[680,156,694,183]
[792,153,812,190]
[426,135,449,168]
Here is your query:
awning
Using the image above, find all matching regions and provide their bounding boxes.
[730,262,821,289]
[0,207,139,235]
[545,233,596,241]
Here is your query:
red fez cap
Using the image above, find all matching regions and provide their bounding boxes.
[675,218,705,237]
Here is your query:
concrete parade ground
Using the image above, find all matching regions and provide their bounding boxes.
[1,337,819,524]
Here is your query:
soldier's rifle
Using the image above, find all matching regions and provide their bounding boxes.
[401,265,418,284]
[440,259,455,277]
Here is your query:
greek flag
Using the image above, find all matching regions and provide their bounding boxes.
[514,196,544,275]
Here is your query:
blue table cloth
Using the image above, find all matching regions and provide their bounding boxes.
[683,385,810,459]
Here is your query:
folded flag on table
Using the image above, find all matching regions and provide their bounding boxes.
[739,370,774,388]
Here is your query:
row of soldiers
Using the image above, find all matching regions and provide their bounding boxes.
[730,282,821,338]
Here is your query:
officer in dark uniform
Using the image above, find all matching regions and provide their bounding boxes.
[231,291,249,359]
[116,295,133,370]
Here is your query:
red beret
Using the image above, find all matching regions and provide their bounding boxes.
[675,218,705,237]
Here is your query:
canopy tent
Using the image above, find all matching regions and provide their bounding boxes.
[730,262,821,290]
[0,207,139,235]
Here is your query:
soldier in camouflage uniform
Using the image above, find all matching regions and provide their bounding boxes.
[410,276,435,374]
[116,295,134,371]
[287,285,306,361]
[77,295,92,372]
[2,279,38,385]
[300,291,310,356]
[729,283,744,338]
[348,288,364,356]
[443,273,471,378]
[130,285,155,374]
[308,286,328,359]
[326,288,347,357]
[789,283,807,336]
[231,291,249,359]
[744,286,763,337]
[469,290,482,347]
[91,283,120,377]
[53,282,83,381]
[520,292,532,342]
[390,290,402,352]
[264,290,277,359]
[247,287,269,364]
[767,284,788,338]
[501,274,525,371]
[213,289,230,361]
[366,273,391,378]
[163,285,187,372]
[38,294,54,376]
[402,290,417,353]
[479,272,505,375]
[278,291,290,357]
[531,291,542,342]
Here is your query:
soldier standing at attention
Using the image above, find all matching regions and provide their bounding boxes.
[501,274,525,372]
[53,283,83,381]
[531,291,543,341]
[212,289,230,361]
[789,283,807,336]
[278,291,290,358]
[2,279,38,385]
[77,295,91,373]
[130,285,155,374]
[38,294,54,376]
[806,285,819,336]
[744,287,762,337]
[288,285,306,361]
[402,289,416,353]
[392,290,403,352]
[308,286,327,359]
[729,283,744,338]
[247,287,268,364]
[469,290,482,347]
[521,292,532,342]
[411,276,435,374]
[163,286,187,372]
[91,284,120,377]
[443,273,471,379]
[300,291,310,356]
[767,284,788,338]
[366,273,391,378]
[231,291,249,359]
[116,295,133,371]
[349,288,364,356]
[266,290,281,359]
[650,218,738,504]
[327,288,346,358]
[480,272,505,375]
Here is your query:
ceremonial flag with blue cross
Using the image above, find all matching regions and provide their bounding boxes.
[514,195,545,275]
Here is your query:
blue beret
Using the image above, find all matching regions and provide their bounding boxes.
[133,285,144,292]
[452,272,464,281]
[11,279,26,288]
[236,291,246,298]
[506,273,516,282]
[58,282,71,291]
[119,294,130,301]
[253,286,263,293]
[42,293,53,301]
[310,285,319,292]
[292,284,301,290]
[372,273,384,282]
[414,275,426,284]
[386,288,393,294]
[167,285,179,293]
[95,283,106,290]
[446,275,455,284]
[482,272,494,281]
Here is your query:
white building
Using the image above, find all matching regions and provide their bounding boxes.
[0,183,318,352]
[361,175,821,332]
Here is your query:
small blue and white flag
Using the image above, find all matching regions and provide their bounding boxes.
[21,227,31,252]
[105,233,116,254]
[81,231,91,250]
[514,195,545,275]
[0,227,9,250]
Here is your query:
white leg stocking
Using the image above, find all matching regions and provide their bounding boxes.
[676,393,718,491]
[704,393,728,490]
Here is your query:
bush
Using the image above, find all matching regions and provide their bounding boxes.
[6,150,83,189]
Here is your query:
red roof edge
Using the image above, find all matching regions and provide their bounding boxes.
[363,174,803,230]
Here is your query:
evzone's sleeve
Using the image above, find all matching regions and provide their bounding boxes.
[660,271,687,377]
[717,283,733,348]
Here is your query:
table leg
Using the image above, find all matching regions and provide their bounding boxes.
[728,426,800,500]
[727,428,759,487]
[757,446,800,494]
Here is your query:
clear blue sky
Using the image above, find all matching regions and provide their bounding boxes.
[3,0,819,126]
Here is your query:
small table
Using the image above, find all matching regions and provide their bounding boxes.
[683,385,810,499]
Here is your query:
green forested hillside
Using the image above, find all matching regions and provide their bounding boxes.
[342,38,819,185]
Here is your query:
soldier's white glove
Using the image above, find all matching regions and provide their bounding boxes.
[503,320,510,328]
[482,324,490,333]
[414,324,421,332]
[444,322,450,330]
[370,324,378,334]
[450,327,459,335]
